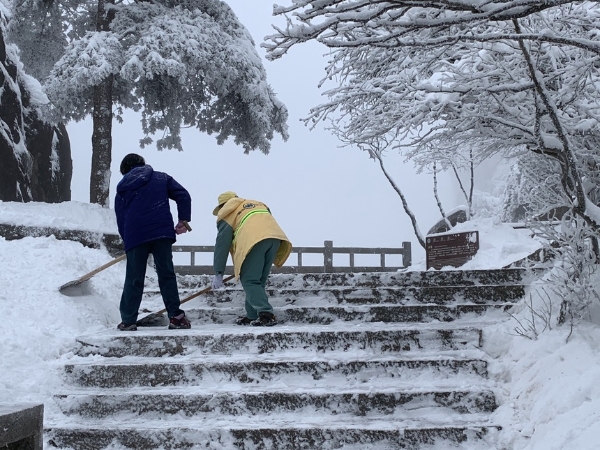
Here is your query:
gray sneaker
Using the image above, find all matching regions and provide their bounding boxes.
[117,322,137,331]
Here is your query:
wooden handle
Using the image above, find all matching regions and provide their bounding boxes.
[180,275,234,305]
[183,221,192,232]
[78,253,126,282]
[136,274,234,325]
[59,253,127,292]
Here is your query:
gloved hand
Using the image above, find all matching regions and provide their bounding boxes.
[175,220,188,235]
[212,273,224,290]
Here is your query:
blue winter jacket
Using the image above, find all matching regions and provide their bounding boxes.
[115,165,191,252]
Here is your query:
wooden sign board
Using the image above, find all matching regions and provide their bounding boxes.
[426,230,479,270]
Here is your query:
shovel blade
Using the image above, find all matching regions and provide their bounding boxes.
[59,279,93,297]
[58,254,126,296]
[137,313,167,327]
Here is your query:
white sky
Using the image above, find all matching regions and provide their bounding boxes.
[0,201,599,449]
[66,0,464,261]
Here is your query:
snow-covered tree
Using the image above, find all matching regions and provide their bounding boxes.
[11,0,289,206]
[264,1,600,230]
[7,0,68,81]
[501,153,568,223]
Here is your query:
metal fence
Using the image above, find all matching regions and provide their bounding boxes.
[173,240,412,275]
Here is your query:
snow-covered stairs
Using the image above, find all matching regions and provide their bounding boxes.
[45,269,532,449]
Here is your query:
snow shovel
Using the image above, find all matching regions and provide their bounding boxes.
[59,222,191,297]
[59,254,127,296]
[136,274,235,326]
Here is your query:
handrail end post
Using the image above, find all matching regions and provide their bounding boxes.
[402,241,412,267]
[324,240,333,273]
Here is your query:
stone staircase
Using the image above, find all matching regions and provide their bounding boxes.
[45,269,533,449]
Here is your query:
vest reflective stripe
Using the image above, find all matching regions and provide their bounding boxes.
[233,209,270,243]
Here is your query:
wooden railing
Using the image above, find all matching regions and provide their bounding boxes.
[173,240,412,275]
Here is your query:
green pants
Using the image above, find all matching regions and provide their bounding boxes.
[239,238,280,319]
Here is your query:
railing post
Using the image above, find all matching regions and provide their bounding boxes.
[380,253,385,268]
[324,240,333,273]
[403,241,412,267]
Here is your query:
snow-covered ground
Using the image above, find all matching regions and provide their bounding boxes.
[0,201,599,449]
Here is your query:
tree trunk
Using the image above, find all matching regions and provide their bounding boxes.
[90,76,113,206]
[90,0,115,207]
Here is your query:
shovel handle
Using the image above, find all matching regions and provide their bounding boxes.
[59,253,127,293]
[136,275,235,326]
[76,254,126,282]
[86,253,126,276]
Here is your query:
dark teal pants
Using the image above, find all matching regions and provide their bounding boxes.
[239,238,280,319]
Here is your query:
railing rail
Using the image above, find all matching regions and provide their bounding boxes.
[173,240,412,275]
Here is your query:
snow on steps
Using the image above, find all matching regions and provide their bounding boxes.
[45,268,531,449]
[54,387,498,418]
[72,323,484,357]
[61,354,489,389]
[48,420,501,450]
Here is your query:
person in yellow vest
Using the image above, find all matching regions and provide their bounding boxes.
[211,191,292,326]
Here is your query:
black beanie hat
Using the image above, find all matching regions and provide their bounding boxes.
[120,153,145,175]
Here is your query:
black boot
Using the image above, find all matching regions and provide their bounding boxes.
[250,312,277,327]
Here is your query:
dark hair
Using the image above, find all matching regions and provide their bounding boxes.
[120,153,145,175]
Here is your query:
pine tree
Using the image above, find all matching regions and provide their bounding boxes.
[10,0,289,205]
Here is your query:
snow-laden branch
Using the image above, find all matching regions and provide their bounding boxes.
[265,1,600,59]
[267,0,600,234]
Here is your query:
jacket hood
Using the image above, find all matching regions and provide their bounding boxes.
[117,165,153,193]
[217,197,244,220]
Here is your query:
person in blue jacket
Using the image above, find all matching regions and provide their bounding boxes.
[114,153,192,331]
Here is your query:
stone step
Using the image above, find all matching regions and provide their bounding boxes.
[63,355,489,389]
[54,388,497,419]
[145,285,526,306]
[45,418,501,450]
[74,324,483,357]
[51,268,519,450]
[173,268,535,289]
[184,304,512,326]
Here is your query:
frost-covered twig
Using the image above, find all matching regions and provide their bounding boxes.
[433,162,452,230]
[509,291,553,340]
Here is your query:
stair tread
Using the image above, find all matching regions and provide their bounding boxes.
[147,284,530,291]
[187,303,517,310]
[55,382,496,395]
[46,413,498,429]
[77,319,496,339]
[66,349,489,364]
[148,268,536,290]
